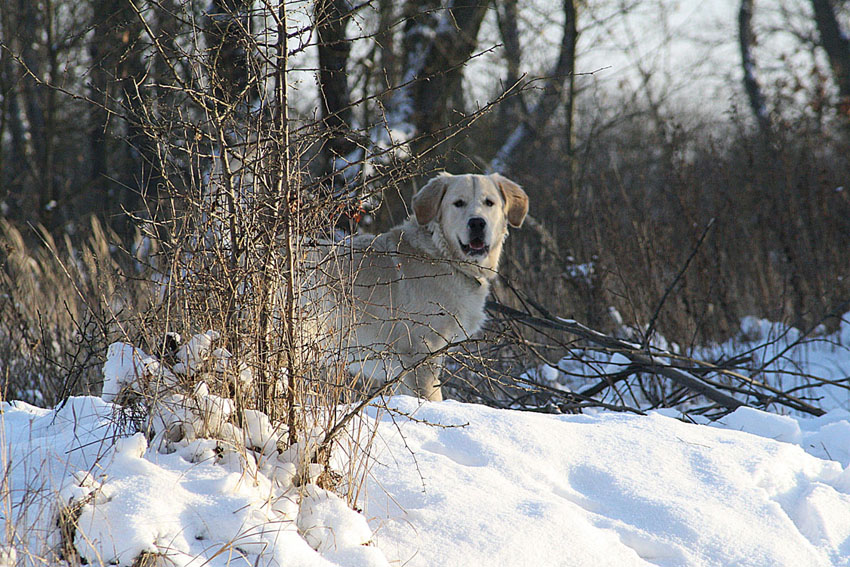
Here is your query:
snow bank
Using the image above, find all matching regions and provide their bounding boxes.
[1,397,387,566]
[3,316,850,566]
[365,398,850,567]
[102,342,177,402]
[4,396,850,566]
[4,340,389,566]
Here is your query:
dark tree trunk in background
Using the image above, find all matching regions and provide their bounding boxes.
[205,0,259,113]
[496,0,526,127]
[400,0,442,88]
[89,0,120,215]
[315,0,357,161]
[562,0,578,195]
[394,0,440,135]
[738,0,772,138]
[0,53,26,197]
[88,0,146,226]
[0,1,37,217]
[119,23,159,211]
[11,0,51,220]
[376,0,400,92]
[490,0,578,175]
[388,0,489,145]
[408,1,490,139]
[811,0,850,120]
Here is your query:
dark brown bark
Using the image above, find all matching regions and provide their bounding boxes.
[13,0,50,214]
[409,1,490,137]
[376,0,399,90]
[205,0,258,111]
[400,0,442,85]
[315,0,357,157]
[811,0,850,118]
[490,0,578,174]
[738,0,772,137]
[496,0,525,123]
[0,2,36,209]
[562,0,578,192]
[88,0,146,220]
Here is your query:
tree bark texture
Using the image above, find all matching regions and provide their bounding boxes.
[811,0,850,118]
[411,1,490,137]
[738,0,772,137]
[316,0,357,158]
[205,0,258,111]
[490,0,578,174]
[496,0,526,125]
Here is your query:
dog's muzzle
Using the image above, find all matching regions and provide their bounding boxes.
[460,217,489,257]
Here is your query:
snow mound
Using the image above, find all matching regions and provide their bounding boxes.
[5,325,850,566]
[5,395,850,566]
[365,398,850,567]
[2,397,387,566]
[2,337,388,566]
[102,342,177,402]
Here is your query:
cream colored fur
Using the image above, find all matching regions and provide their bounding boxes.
[306,172,528,401]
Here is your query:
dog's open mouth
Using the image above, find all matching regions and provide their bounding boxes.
[459,237,489,257]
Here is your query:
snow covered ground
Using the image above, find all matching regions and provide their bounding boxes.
[2,314,849,566]
[367,399,850,567]
[542,311,850,415]
[5,399,850,566]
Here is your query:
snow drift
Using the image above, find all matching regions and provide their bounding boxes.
[2,314,849,565]
[4,394,850,566]
[366,398,850,567]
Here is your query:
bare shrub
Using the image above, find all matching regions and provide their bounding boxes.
[499,100,850,346]
[0,218,151,405]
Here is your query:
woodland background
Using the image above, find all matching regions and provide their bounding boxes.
[1,0,849,408]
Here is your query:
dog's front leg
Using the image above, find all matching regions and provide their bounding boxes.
[399,356,444,401]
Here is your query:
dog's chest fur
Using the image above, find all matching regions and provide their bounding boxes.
[345,218,491,353]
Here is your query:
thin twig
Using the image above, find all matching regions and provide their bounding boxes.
[486,299,747,412]
[644,217,715,349]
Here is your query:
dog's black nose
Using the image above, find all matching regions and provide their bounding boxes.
[468,217,486,234]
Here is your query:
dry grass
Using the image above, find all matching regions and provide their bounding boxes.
[497,111,850,348]
[0,217,151,406]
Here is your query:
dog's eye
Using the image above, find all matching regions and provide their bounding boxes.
[484,198,495,207]
[453,200,466,208]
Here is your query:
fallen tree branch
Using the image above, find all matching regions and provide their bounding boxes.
[486,299,833,417]
[486,300,749,413]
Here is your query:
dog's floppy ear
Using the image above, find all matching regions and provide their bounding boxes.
[491,173,529,228]
[412,173,451,225]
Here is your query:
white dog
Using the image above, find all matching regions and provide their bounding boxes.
[305,172,528,401]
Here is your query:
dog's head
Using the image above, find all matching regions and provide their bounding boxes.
[412,172,528,272]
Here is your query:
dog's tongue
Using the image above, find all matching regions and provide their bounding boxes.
[470,239,486,250]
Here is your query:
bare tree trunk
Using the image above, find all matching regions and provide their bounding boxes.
[88,0,146,230]
[496,0,526,126]
[315,0,356,164]
[88,0,125,215]
[410,1,490,138]
[399,0,441,91]
[119,11,155,218]
[0,3,33,212]
[12,0,50,217]
[42,0,59,223]
[391,0,489,141]
[376,0,399,90]
[738,0,772,137]
[205,0,258,113]
[490,0,578,174]
[811,0,850,119]
[562,0,578,195]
